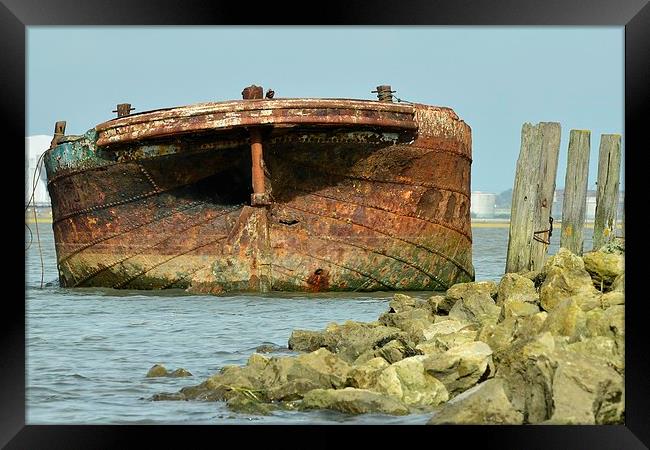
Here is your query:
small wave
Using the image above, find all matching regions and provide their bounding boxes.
[110,418,161,424]
[27,386,63,395]
[82,335,107,341]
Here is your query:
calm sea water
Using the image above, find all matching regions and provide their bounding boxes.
[25,223,593,424]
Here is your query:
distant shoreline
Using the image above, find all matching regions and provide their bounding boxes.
[25,214,624,230]
[470,220,622,229]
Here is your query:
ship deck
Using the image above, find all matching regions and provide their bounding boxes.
[94,98,421,148]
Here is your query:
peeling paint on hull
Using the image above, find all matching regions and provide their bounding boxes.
[44,99,474,293]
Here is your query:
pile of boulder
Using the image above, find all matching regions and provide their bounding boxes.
[152,241,624,424]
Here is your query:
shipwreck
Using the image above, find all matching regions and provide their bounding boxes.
[44,85,474,293]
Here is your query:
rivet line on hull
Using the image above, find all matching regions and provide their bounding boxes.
[70,204,243,287]
[281,202,473,278]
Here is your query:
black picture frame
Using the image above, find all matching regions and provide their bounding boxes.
[5,0,648,448]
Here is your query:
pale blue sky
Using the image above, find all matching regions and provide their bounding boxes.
[27,27,624,193]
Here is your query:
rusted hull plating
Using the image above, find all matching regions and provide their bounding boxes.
[44,99,474,293]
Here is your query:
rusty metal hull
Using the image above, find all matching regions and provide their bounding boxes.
[44,99,474,293]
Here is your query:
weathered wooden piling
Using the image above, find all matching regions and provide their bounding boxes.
[593,134,622,249]
[506,122,561,273]
[560,130,591,255]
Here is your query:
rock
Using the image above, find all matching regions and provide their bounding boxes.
[540,298,587,342]
[179,347,351,406]
[146,364,169,377]
[417,328,478,354]
[423,341,494,397]
[375,339,421,364]
[543,247,586,273]
[598,237,624,254]
[433,315,453,323]
[548,349,624,424]
[220,349,351,405]
[567,336,624,374]
[476,317,518,354]
[585,305,624,341]
[421,319,469,340]
[346,357,390,389]
[378,308,435,343]
[603,305,624,339]
[171,353,274,403]
[388,293,417,313]
[448,291,501,326]
[519,270,546,289]
[288,330,325,352]
[583,251,624,288]
[610,274,624,292]
[146,364,192,378]
[440,281,498,313]
[584,307,622,362]
[585,308,606,336]
[496,273,538,306]
[495,336,624,424]
[280,348,351,389]
[179,379,248,402]
[247,353,270,371]
[290,321,409,364]
[428,379,524,424]
[320,321,408,363]
[226,391,274,415]
[415,342,443,356]
[493,333,557,423]
[607,307,625,366]
[519,331,557,359]
[419,319,477,354]
[354,338,420,365]
[477,312,548,358]
[255,343,286,354]
[375,356,449,407]
[427,295,446,314]
[203,365,259,392]
[266,378,321,402]
[600,291,624,308]
[151,391,186,401]
[539,248,601,311]
[512,312,548,342]
[500,298,540,321]
[302,388,409,415]
[449,280,498,300]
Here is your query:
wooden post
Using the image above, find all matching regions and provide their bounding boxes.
[620,199,625,238]
[560,130,590,254]
[506,122,561,273]
[593,134,622,249]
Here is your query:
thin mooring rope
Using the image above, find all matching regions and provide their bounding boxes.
[25,150,47,288]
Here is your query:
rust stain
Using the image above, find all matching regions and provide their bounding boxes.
[306,268,330,292]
